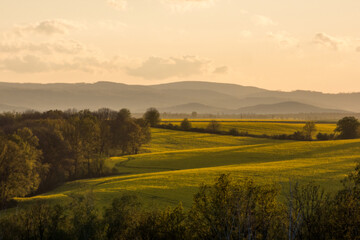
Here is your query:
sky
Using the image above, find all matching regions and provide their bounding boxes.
[1,0,360,93]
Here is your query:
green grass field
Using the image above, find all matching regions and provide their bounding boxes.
[15,126,360,210]
[161,119,336,136]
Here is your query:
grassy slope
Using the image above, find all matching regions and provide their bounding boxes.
[15,127,360,210]
[161,120,336,136]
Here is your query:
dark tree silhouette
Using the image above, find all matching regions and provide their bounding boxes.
[335,116,360,139]
[303,121,317,140]
[180,118,192,130]
[206,120,221,132]
[143,108,160,127]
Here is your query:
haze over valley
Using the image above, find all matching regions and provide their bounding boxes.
[0,81,359,114]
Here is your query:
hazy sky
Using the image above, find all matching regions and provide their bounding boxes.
[1,0,360,92]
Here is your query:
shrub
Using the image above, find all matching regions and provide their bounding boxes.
[228,128,239,136]
[206,120,221,133]
[180,118,192,130]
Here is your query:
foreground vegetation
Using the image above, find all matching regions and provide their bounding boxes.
[1,166,360,240]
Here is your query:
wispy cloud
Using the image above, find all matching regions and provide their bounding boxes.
[107,0,127,11]
[0,54,118,73]
[313,33,344,51]
[97,20,128,30]
[268,31,299,48]
[0,40,88,55]
[0,20,118,74]
[164,0,216,12]
[14,19,83,36]
[252,15,276,26]
[127,56,210,79]
[213,66,228,74]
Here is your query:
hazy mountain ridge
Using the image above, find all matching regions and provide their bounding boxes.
[235,101,349,114]
[0,81,359,113]
[160,103,229,114]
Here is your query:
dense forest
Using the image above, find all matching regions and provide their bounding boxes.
[0,109,151,209]
[0,164,360,240]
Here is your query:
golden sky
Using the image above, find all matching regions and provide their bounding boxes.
[1,0,360,92]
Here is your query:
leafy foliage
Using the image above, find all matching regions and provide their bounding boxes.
[2,165,360,239]
[143,108,161,127]
[0,128,43,207]
[335,116,360,139]
[180,118,192,130]
[0,109,151,208]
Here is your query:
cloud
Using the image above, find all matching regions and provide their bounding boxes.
[313,33,344,51]
[0,19,124,74]
[97,20,128,30]
[0,54,118,73]
[107,0,127,11]
[0,55,50,73]
[0,40,87,55]
[252,15,276,26]
[127,56,210,79]
[15,19,83,36]
[268,31,299,48]
[213,66,228,74]
[0,33,117,74]
[164,0,216,12]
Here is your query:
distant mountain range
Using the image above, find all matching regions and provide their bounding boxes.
[0,81,358,114]
[236,101,349,114]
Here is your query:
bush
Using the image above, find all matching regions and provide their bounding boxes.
[180,118,192,130]
[206,120,221,133]
[316,132,335,141]
[228,128,239,136]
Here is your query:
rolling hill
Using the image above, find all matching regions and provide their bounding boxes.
[16,128,360,209]
[236,101,349,114]
[0,81,359,113]
[160,103,228,114]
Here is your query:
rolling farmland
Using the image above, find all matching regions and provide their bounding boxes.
[161,119,336,136]
[16,124,360,210]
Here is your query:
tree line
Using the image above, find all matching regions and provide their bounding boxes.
[1,163,360,240]
[161,112,360,122]
[0,108,153,209]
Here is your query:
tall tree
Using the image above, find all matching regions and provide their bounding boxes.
[206,120,221,133]
[303,121,317,140]
[0,128,42,208]
[143,108,160,127]
[180,118,192,130]
[335,116,360,139]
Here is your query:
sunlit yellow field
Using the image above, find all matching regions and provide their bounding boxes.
[161,119,336,136]
[15,126,360,210]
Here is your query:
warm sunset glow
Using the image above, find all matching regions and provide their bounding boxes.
[1,0,360,92]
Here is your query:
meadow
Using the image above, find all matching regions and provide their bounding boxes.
[161,119,336,136]
[15,124,360,210]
